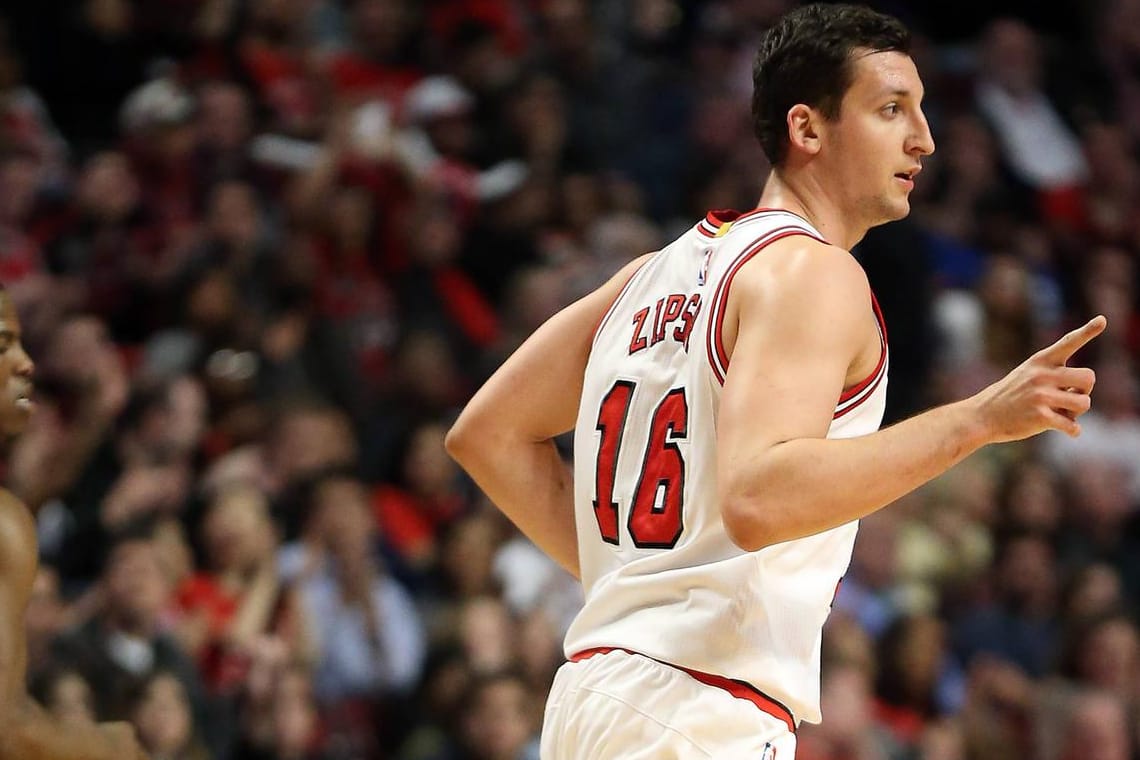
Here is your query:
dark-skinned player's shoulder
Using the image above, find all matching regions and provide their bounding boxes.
[0,489,30,518]
[0,489,35,567]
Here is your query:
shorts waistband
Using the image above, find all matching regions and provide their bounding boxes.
[569,646,797,734]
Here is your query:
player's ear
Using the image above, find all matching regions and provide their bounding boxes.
[787,104,821,156]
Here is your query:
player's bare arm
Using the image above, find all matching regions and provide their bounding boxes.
[0,490,147,760]
[447,254,654,578]
[717,237,1103,551]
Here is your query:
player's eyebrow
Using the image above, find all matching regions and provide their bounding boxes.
[879,87,925,102]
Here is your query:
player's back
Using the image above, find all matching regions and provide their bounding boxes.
[565,208,888,724]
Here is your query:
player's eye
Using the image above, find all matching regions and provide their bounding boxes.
[882,103,900,116]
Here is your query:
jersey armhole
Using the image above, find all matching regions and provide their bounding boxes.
[705,228,825,384]
[833,291,889,419]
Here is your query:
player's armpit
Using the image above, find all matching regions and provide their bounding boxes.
[715,240,872,550]
[447,254,654,577]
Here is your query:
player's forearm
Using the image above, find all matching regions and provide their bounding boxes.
[721,398,990,550]
[447,430,580,578]
[0,699,121,760]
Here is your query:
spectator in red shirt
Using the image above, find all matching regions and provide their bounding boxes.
[373,419,467,573]
[176,483,312,695]
[321,0,422,108]
[238,0,325,138]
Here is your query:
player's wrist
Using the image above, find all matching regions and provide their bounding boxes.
[950,396,996,450]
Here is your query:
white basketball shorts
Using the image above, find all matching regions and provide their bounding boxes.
[540,647,797,759]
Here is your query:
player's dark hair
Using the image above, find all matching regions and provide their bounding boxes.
[751,3,911,165]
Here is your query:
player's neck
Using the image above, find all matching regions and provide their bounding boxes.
[756,170,868,251]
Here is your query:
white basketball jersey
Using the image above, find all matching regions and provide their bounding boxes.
[564,208,889,725]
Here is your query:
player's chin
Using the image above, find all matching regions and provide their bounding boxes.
[884,196,912,221]
[871,202,910,227]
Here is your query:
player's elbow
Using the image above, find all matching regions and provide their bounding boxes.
[445,407,503,472]
[720,491,782,552]
[444,415,476,468]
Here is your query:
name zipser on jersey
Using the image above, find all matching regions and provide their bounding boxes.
[564,208,888,725]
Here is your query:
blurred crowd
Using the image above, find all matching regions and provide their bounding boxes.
[0,0,1138,758]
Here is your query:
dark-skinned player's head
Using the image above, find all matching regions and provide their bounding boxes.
[0,286,34,438]
[751,3,911,166]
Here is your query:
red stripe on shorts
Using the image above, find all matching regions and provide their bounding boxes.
[569,646,797,734]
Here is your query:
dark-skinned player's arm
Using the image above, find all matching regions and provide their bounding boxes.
[0,491,148,760]
[717,237,1104,551]
[447,254,653,579]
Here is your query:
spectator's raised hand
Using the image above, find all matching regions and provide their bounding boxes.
[45,316,128,421]
[100,464,189,529]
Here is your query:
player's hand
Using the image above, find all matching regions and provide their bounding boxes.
[970,315,1105,443]
[98,720,148,760]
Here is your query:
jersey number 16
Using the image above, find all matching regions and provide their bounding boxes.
[593,380,688,549]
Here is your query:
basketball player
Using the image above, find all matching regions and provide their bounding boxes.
[0,289,148,759]
[446,5,1104,757]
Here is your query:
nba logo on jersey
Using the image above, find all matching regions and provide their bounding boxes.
[761,742,777,760]
[697,248,712,286]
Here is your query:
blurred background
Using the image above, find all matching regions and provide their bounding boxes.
[0,0,1136,758]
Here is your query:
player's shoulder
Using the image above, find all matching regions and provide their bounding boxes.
[0,488,29,517]
[736,234,869,299]
[0,489,35,556]
[613,251,657,283]
[0,489,35,598]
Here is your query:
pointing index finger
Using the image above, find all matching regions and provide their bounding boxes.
[1040,315,1107,365]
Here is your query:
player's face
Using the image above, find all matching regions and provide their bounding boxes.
[824,50,935,227]
[0,295,34,437]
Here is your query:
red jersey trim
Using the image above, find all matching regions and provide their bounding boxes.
[697,217,721,238]
[833,363,886,419]
[591,256,655,345]
[704,208,818,227]
[833,292,889,419]
[837,293,888,403]
[706,227,825,384]
[569,647,797,734]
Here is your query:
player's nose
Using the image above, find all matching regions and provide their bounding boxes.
[909,109,935,156]
[13,343,33,378]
